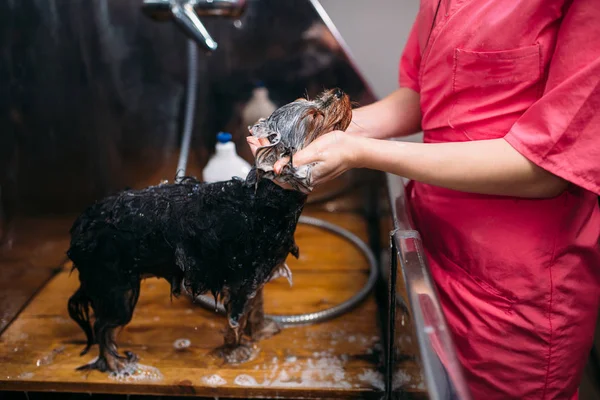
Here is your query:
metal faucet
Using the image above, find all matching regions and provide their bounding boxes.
[142,0,247,52]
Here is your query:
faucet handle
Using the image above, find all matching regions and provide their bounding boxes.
[171,2,218,52]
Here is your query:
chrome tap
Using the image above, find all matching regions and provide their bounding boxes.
[142,0,247,52]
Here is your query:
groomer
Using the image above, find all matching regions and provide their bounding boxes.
[253,1,600,398]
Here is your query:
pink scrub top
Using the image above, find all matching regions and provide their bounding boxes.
[399,0,600,398]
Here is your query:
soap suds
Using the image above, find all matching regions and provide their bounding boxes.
[392,369,413,390]
[266,352,351,388]
[108,363,163,382]
[234,374,259,386]
[173,338,191,351]
[201,374,227,386]
[358,369,385,391]
[35,346,65,367]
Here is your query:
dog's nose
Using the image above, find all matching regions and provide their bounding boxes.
[334,88,343,99]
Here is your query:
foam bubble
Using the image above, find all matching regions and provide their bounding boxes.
[392,369,413,390]
[234,374,259,386]
[17,372,34,379]
[201,374,227,386]
[173,338,191,351]
[108,363,163,382]
[267,354,351,389]
[358,369,385,391]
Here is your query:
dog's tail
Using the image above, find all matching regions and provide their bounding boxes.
[68,285,95,356]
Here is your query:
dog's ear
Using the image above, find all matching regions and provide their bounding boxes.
[248,118,269,138]
[300,106,325,146]
[251,120,282,176]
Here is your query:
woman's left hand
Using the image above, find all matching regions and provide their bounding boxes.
[274,131,362,187]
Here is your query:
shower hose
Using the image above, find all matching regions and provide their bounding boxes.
[176,40,377,326]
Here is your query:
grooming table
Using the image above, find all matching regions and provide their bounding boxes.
[0,191,426,399]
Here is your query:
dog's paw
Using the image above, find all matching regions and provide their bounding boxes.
[76,351,138,374]
[213,342,259,364]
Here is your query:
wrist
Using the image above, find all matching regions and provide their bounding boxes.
[346,135,368,169]
[345,110,367,136]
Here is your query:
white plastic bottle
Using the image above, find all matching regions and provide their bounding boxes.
[202,132,252,183]
[241,81,277,128]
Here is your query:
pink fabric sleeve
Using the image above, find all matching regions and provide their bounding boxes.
[398,18,422,93]
[504,0,600,195]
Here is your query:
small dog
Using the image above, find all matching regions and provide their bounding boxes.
[66,88,352,373]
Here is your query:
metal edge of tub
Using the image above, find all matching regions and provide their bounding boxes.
[385,171,472,400]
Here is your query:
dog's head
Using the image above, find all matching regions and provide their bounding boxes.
[249,88,352,193]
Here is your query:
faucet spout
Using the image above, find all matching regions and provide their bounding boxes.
[142,0,247,52]
[171,2,218,52]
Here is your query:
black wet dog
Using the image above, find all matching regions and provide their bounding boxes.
[66,88,352,372]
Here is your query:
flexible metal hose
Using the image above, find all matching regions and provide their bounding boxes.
[193,215,378,326]
[177,40,378,326]
[175,39,198,184]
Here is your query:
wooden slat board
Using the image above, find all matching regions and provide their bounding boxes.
[0,211,387,399]
[0,216,73,333]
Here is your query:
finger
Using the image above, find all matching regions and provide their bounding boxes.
[292,147,322,168]
[246,137,260,156]
[274,156,290,175]
[246,137,273,157]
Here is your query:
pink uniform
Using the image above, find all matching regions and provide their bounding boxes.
[399,0,600,398]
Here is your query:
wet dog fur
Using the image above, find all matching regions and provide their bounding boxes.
[66,88,352,372]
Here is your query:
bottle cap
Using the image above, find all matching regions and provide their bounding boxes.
[255,80,265,88]
[216,132,232,143]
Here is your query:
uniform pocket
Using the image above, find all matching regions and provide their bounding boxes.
[449,44,542,140]
[436,251,517,314]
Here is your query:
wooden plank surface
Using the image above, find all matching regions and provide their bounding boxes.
[0,212,386,399]
[0,217,73,334]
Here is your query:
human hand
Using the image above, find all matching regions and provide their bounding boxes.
[274,130,362,187]
[246,135,270,157]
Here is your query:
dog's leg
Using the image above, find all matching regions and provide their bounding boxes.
[214,289,258,364]
[77,280,140,373]
[244,288,281,341]
[68,286,95,356]
[290,242,300,259]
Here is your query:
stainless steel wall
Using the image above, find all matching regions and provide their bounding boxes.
[0,0,376,233]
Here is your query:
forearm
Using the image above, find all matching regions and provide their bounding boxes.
[347,88,422,139]
[355,137,568,198]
